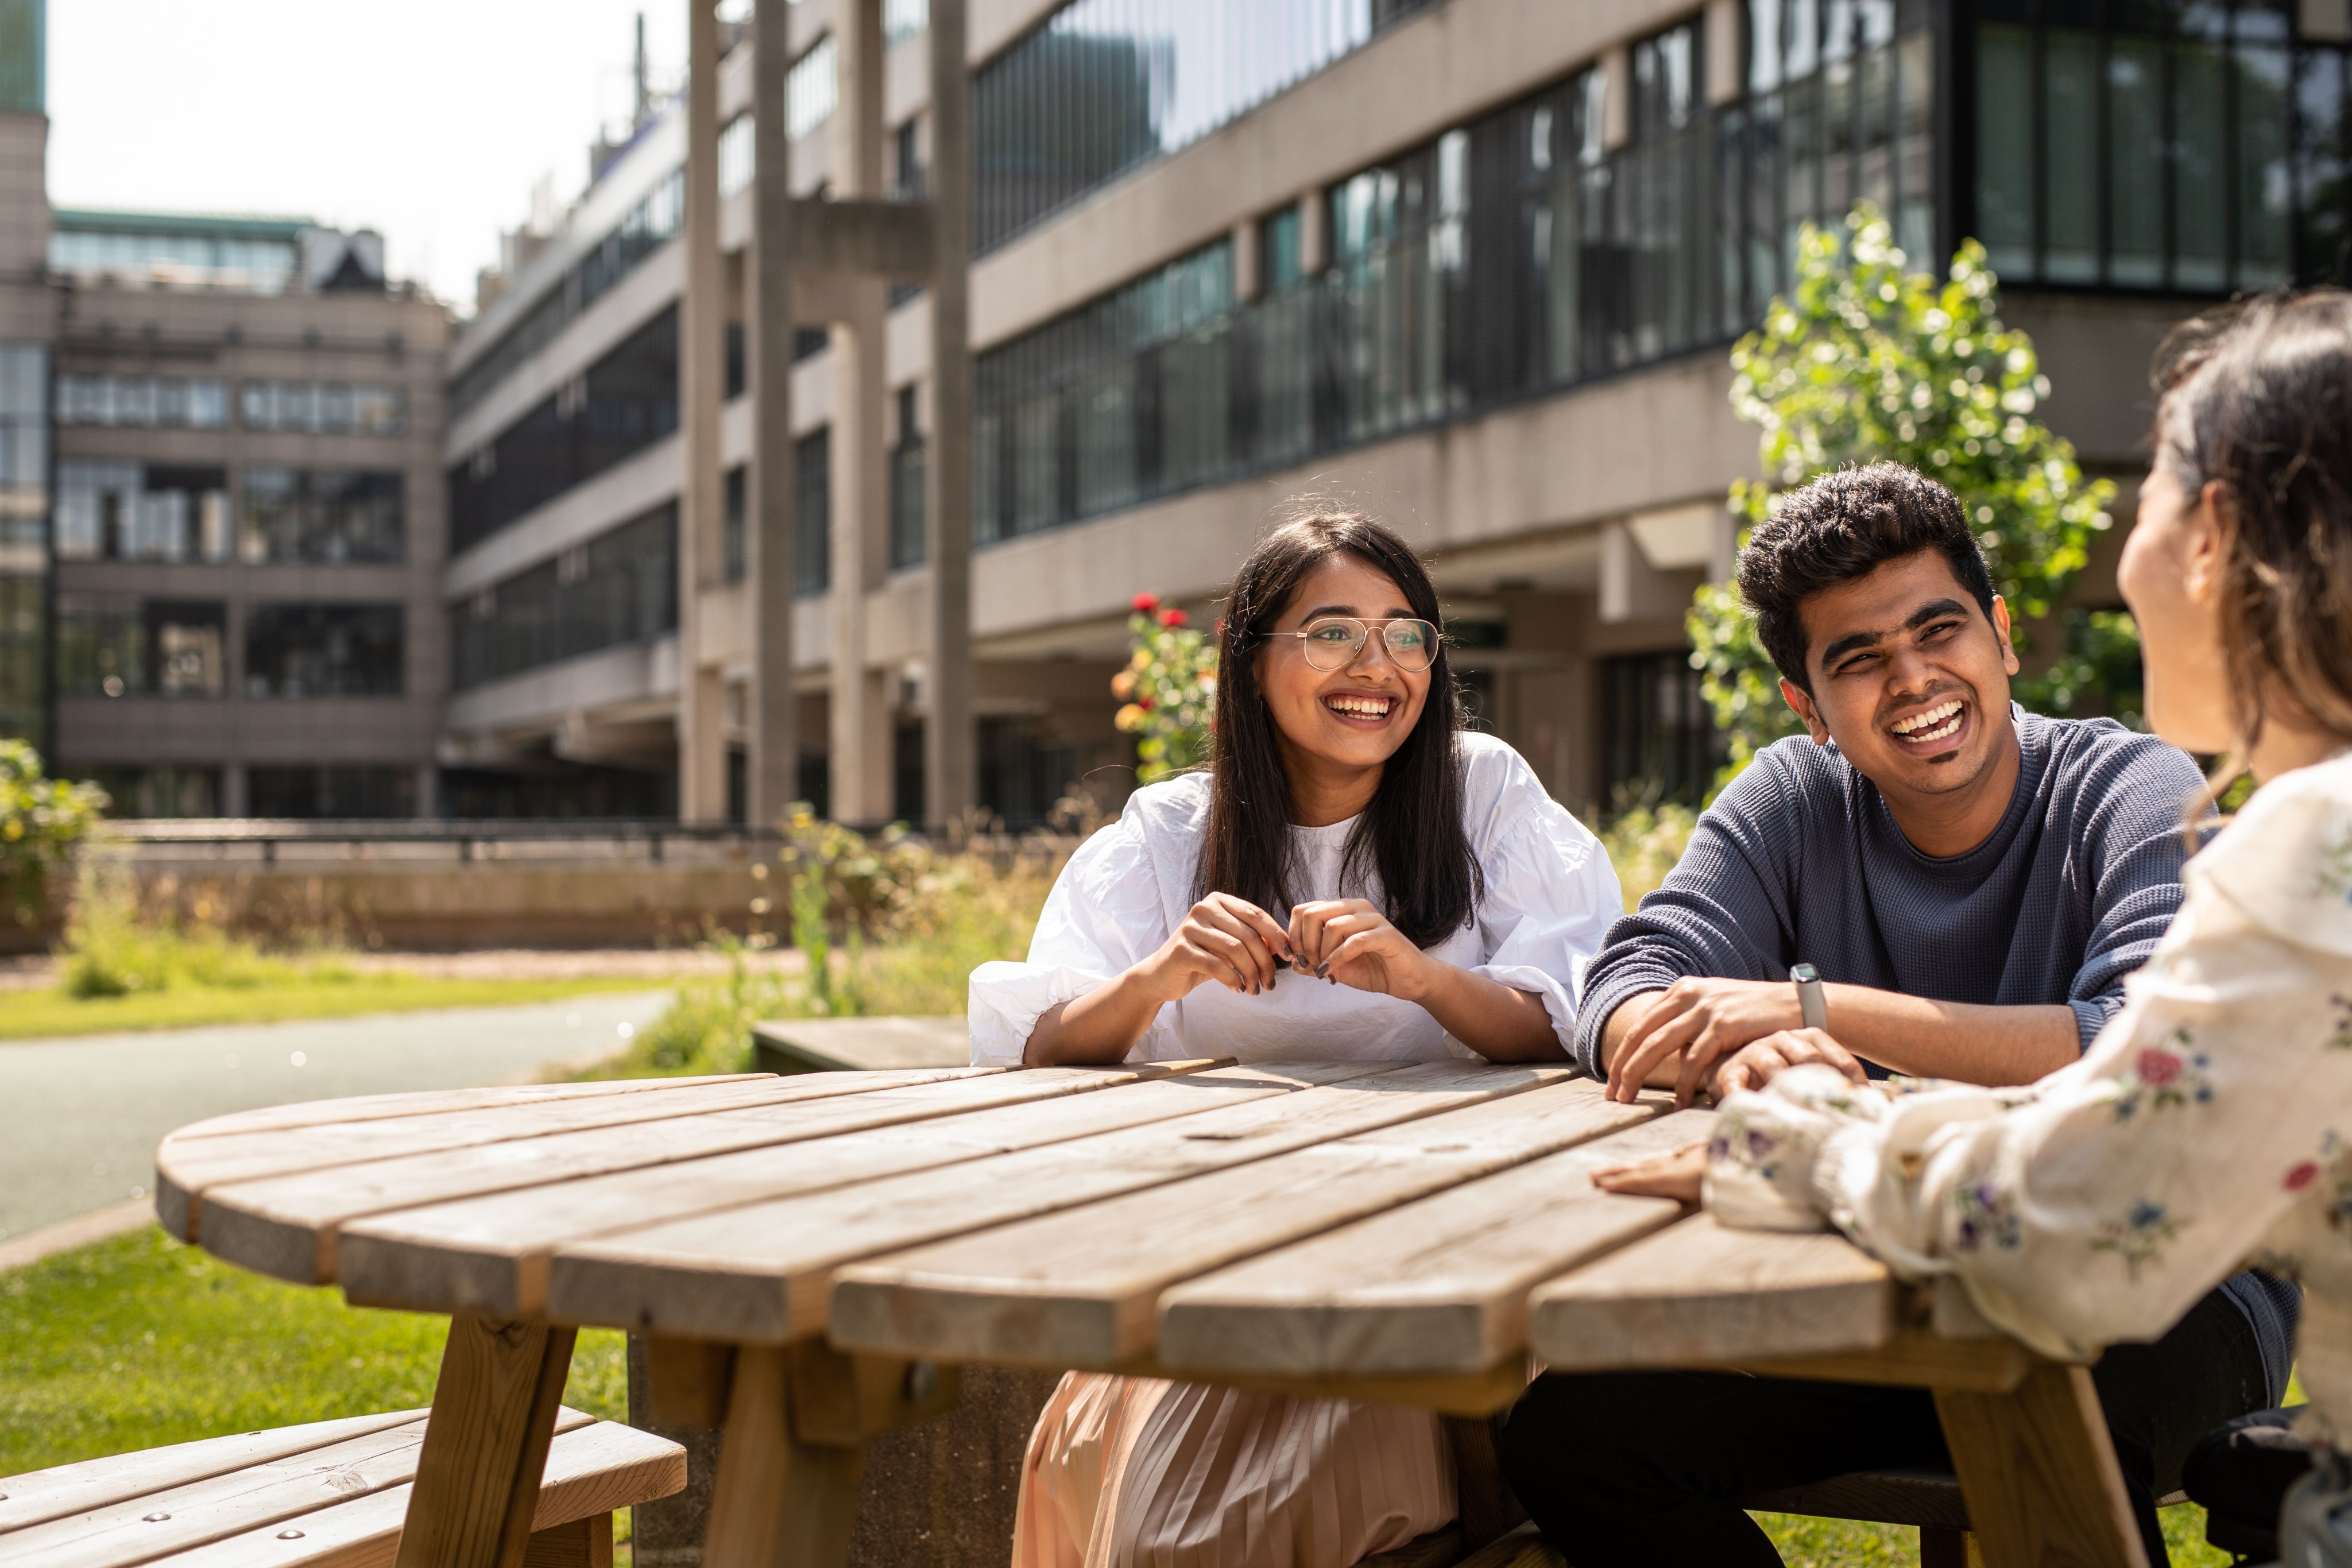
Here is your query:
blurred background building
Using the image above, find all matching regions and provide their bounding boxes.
[4,0,2350,824]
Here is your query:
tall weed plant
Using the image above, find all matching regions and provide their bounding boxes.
[59,858,353,999]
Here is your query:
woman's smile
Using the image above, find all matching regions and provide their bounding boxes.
[1321,687,1401,727]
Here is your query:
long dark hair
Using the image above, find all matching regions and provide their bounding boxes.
[2152,289,2352,765]
[1196,508,1482,948]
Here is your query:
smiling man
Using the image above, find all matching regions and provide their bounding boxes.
[1584,461,2202,1100]
[1501,462,2296,1566]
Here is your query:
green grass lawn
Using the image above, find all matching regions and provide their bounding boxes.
[0,974,671,1042]
[0,1227,2242,1567]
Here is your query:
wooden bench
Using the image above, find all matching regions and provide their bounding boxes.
[0,1406,685,1567]
[749,1016,969,1075]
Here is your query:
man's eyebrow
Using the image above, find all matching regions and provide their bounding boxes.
[1817,598,1974,670]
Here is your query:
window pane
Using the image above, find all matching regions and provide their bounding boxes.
[2108,38,2166,287]
[2044,30,2100,283]
[2174,39,2230,290]
[2237,43,2293,289]
[1976,25,2035,277]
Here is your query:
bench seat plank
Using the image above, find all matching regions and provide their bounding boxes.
[538,1060,1558,1344]
[332,1064,1300,1319]
[158,1071,985,1243]
[0,1413,425,1534]
[195,1062,1211,1287]
[1528,1214,1894,1369]
[0,1410,594,1568]
[827,1077,1649,1368]
[1154,1110,1710,1377]
[151,1418,686,1568]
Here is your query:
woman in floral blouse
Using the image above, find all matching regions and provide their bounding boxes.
[1518,289,2352,1563]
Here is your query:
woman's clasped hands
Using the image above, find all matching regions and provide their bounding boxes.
[1143,892,1439,1001]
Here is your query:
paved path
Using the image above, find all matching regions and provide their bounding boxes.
[0,990,676,1245]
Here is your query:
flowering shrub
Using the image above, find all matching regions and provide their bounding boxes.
[1112,593,1218,785]
[1,742,107,935]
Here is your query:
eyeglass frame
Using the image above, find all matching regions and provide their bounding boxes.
[1258,615,1443,673]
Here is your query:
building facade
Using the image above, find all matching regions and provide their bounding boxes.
[439,0,2352,831]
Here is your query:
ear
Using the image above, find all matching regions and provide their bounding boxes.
[1990,594,2021,677]
[2180,480,2233,603]
[1778,676,1831,746]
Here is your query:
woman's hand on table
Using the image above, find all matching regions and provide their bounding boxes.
[1593,1140,1707,1203]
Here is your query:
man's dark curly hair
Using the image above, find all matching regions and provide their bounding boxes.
[1737,462,1998,694]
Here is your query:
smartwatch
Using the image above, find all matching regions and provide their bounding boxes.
[1790,963,1828,1031]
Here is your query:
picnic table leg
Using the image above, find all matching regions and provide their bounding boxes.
[395,1313,580,1568]
[702,1343,867,1568]
[1933,1360,2148,1568]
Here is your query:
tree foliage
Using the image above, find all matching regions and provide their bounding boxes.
[1690,204,2130,777]
[1113,593,1217,785]
[1,741,108,931]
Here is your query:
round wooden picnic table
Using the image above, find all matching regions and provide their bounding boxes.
[154,1058,2150,1568]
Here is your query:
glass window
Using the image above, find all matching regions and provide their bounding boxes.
[54,462,230,563]
[249,766,416,819]
[788,37,839,141]
[84,766,222,819]
[889,386,926,571]
[795,428,830,597]
[243,603,405,698]
[55,375,229,428]
[55,595,223,699]
[239,469,405,565]
[240,381,406,435]
[450,502,677,690]
[719,113,756,198]
[1601,651,1725,807]
[724,464,747,582]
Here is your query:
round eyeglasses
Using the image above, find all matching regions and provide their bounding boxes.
[1263,616,1440,673]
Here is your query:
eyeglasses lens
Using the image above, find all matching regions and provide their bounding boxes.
[1299,618,1437,672]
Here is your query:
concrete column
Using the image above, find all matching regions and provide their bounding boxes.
[1297,192,1328,275]
[924,0,976,831]
[1233,218,1262,303]
[749,0,799,827]
[2307,0,2352,41]
[827,0,896,826]
[1704,0,1743,106]
[1601,45,1633,152]
[221,763,249,818]
[678,0,729,823]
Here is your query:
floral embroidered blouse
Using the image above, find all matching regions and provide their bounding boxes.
[1705,749,2352,1446]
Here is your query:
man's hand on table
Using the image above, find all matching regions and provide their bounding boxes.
[1603,977,1806,1106]
[1591,1028,1867,1205]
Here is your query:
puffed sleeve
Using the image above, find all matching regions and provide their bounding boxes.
[966,812,1183,1067]
[1704,758,2352,1365]
[1464,757,1626,1056]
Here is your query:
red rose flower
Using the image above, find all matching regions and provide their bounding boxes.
[1158,607,1188,628]
[2287,1160,2323,1192]
[2135,1048,2183,1087]
[1131,593,1159,614]
[1135,695,1153,711]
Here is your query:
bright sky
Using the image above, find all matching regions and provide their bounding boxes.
[45,1,696,314]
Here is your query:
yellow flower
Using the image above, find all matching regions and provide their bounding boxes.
[1129,647,1152,671]
[1115,703,1145,732]
[1109,669,1135,699]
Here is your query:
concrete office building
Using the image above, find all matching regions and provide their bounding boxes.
[441,0,2352,831]
[0,0,49,752]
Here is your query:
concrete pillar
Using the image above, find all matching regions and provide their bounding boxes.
[221,763,249,818]
[924,0,977,831]
[1233,218,1262,303]
[1598,518,1690,624]
[1297,192,1328,275]
[748,0,799,827]
[1601,46,1633,152]
[1704,0,1743,106]
[678,0,729,823]
[827,0,896,826]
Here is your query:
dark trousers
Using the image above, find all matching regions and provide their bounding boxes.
[1498,1286,2272,1567]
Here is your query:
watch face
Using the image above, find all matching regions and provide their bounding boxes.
[1790,963,1820,984]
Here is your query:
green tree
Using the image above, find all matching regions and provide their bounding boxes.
[0,741,108,934]
[1113,593,1217,785]
[1690,204,2131,780]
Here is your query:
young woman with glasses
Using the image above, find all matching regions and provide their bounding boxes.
[969,508,1622,1568]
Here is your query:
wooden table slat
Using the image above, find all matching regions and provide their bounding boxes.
[1153,1109,1712,1378]
[0,1411,595,1568]
[160,1075,772,1141]
[195,1062,1217,1288]
[331,1063,1301,1318]
[827,1075,1645,1368]
[539,1059,1552,1344]
[157,1069,987,1242]
[1527,1213,1895,1370]
[0,1411,425,1534]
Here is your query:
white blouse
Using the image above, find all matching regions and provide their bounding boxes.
[1704,749,2352,1445]
[967,732,1624,1068]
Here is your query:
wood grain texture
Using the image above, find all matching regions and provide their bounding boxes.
[645,1337,737,1430]
[393,1317,577,1568]
[1444,1414,1525,1551]
[786,1342,960,1447]
[335,1063,1316,1319]
[0,1410,425,1533]
[196,1063,1204,1288]
[826,1074,1619,1366]
[161,1077,773,1143]
[702,1345,865,1568]
[1527,1214,1894,1369]
[518,1514,610,1568]
[1155,1110,1706,1377]
[133,1420,677,1568]
[1933,1361,2148,1568]
[537,1060,1472,1344]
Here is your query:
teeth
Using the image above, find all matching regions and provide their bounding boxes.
[1892,700,1963,737]
[1326,695,1392,717]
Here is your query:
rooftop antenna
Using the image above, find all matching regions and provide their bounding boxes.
[632,13,651,130]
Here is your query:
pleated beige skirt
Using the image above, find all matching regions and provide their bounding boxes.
[1012,1370,1457,1568]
